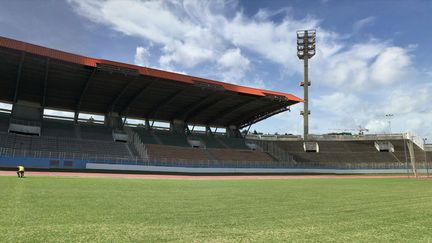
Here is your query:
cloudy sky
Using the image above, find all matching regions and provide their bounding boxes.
[1,0,431,139]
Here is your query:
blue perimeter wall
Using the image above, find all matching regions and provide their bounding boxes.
[0,156,87,169]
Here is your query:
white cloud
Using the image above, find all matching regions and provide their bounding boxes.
[312,86,432,138]
[313,92,360,114]
[223,13,320,74]
[370,47,412,85]
[365,120,388,134]
[68,0,224,69]
[134,46,150,66]
[67,0,416,89]
[217,48,250,82]
[353,16,375,32]
[67,0,321,76]
[313,41,414,90]
[69,0,416,88]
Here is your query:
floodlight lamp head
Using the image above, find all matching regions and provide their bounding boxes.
[297,29,317,60]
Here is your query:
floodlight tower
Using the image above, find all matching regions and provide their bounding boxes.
[385,114,394,134]
[297,30,316,140]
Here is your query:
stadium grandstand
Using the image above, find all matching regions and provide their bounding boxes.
[0,36,430,174]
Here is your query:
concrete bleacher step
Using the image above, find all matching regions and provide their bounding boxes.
[124,143,135,158]
[214,137,229,148]
[74,125,81,139]
[390,152,403,163]
[203,148,217,161]
[127,143,141,158]
[151,131,163,145]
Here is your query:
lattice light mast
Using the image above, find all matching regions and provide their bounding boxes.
[297,30,316,140]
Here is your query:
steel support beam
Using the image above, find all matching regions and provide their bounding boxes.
[12,52,25,102]
[120,82,152,116]
[41,58,50,108]
[205,98,257,125]
[185,95,227,122]
[145,89,184,118]
[239,105,289,129]
[107,77,136,112]
[225,100,277,126]
[170,92,221,121]
[76,68,97,111]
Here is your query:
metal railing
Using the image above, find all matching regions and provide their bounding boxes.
[0,146,142,164]
[123,126,149,160]
[247,133,407,141]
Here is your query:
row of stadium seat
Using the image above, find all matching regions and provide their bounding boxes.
[0,117,278,166]
[288,151,398,163]
[42,119,113,141]
[0,112,9,132]
[2,117,252,150]
[133,127,249,149]
[2,116,430,169]
[0,132,134,159]
[275,141,379,153]
[269,139,432,168]
[144,144,275,163]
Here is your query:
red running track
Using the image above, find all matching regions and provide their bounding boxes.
[0,170,409,180]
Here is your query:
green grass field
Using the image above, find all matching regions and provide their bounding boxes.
[1,176,432,242]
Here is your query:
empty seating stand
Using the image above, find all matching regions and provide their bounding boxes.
[134,128,159,144]
[0,129,133,159]
[272,140,411,168]
[187,134,225,148]
[217,137,249,149]
[208,149,275,162]
[42,119,76,138]
[146,144,209,161]
[153,130,190,147]
[0,112,9,132]
[80,123,113,141]
[143,143,277,167]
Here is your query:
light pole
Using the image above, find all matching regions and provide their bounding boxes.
[297,30,316,140]
[385,114,394,134]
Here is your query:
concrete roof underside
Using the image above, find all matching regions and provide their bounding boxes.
[0,36,302,128]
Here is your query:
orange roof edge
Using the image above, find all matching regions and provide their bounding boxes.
[0,35,302,103]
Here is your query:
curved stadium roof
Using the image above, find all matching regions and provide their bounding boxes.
[0,36,302,128]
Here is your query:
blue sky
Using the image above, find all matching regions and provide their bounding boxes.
[1,0,431,139]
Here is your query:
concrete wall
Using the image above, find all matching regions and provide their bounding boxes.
[0,156,87,169]
[86,163,410,174]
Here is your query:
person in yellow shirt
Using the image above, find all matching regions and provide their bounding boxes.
[17,165,25,178]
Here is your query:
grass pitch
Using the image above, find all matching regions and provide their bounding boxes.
[1,176,432,242]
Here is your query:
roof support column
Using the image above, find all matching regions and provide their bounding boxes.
[121,116,127,128]
[75,68,97,116]
[226,125,241,138]
[74,111,79,124]
[185,124,191,135]
[12,52,25,103]
[40,58,50,120]
[108,77,136,113]
[120,82,152,116]
[206,126,213,136]
[145,119,151,130]
[245,124,252,137]
[105,111,122,129]
[171,119,187,134]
